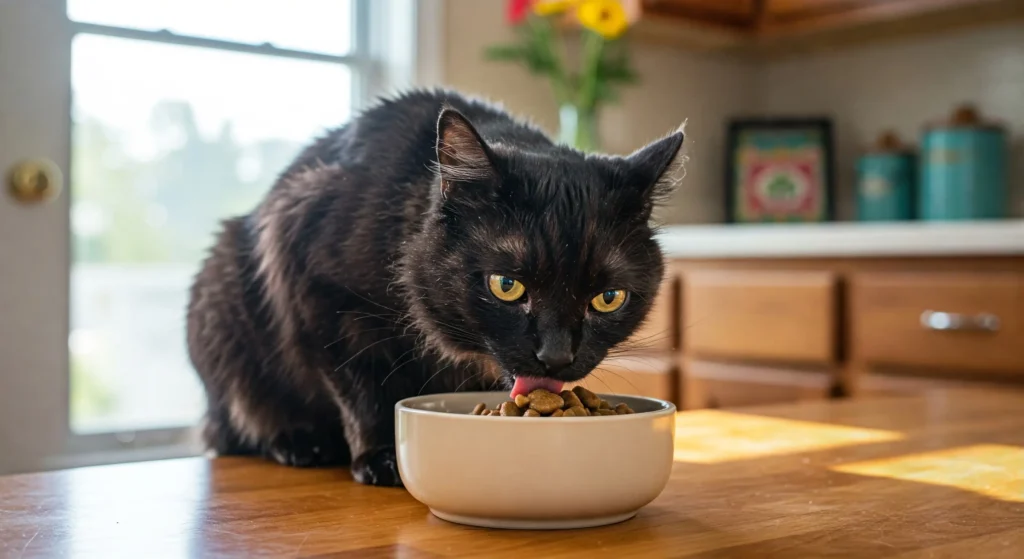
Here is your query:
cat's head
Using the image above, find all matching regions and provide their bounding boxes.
[402,107,684,391]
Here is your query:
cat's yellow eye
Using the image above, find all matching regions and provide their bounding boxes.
[488,274,526,302]
[591,289,627,313]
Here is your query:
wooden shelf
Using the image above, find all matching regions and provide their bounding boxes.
[628,0,1024,57]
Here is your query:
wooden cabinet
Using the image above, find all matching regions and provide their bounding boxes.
[639,0,759,28]
[682,360,832,409]
[855,373,1019,398]
[582,355,677,403]
[760,0,953,32]
[640,0,1021,31]
[623,275,678,353]
[654,253,1024,410]
[850,272,1024,376]
[633,0,1024,53]
[683,271,837,364]
[590,243,1024,410]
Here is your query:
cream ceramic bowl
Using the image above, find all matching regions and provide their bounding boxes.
[395,392,676,530]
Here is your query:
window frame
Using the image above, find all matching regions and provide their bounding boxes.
[41,0,423,472]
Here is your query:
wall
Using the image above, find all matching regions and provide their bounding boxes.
[757,22,1024,221]
[441,2,1024,223]
[441,0,753,224]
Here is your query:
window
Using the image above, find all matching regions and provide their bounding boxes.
[64,1,386,442]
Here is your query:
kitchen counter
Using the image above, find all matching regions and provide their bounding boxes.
[657,219,1024,259]
[3,389,1023,558]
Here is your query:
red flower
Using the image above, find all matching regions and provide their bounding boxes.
[507,0,533,24]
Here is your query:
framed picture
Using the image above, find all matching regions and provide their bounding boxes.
[724,118,835,223]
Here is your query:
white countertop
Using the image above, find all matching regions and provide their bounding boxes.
[656,220,1024,259]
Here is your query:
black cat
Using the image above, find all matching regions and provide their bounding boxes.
[186,89,685,486]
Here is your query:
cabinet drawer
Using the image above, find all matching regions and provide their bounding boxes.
[624,277,677,352]
[575,355,676,403]
[855,374,1016,398]
[684,271,837,364]
[851,273,1024,375]
[682,360,831,410]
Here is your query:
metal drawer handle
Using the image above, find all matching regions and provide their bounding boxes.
[920,310,1000,333]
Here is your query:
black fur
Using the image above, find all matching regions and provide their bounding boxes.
[186,89,685,485]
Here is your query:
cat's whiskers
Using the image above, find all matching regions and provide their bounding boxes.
[591,366,642,395]
[596,355,658,372]
[335,306,404,316]
[333,334,415,372]
[605,330,672,354]
[416,362,454,394]
[333,310,407,326]
[324,325,410,349]
[586,370,618,394]
[341,286,405,314]
[380,346,422,386]
[452,369,485,393]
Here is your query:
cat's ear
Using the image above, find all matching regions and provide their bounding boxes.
[624,126,686,217]
[436,108,498,199]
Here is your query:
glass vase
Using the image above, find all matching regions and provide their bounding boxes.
[558,103,600,153]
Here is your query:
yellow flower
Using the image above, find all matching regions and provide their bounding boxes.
[533,0,579,17]
[577,0,630,39]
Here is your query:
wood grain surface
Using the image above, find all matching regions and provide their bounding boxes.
[683,270,838,364]
[2,389,1023,558]
[850,271,1024,375]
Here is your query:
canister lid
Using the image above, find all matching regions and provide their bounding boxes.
[924,103,1006,132]
[864,131,914,155]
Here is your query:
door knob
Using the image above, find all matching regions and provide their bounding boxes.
[6,158,63,204]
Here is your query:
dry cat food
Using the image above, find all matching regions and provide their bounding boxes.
[470,386,635,417]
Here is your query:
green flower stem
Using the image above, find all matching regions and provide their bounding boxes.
[533,17,572,106]
[578,29,605,111]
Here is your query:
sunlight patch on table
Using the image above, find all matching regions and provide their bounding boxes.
[831,444,1024,503]
[673,410,904,464]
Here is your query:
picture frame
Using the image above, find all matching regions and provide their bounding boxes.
[724,117,835,223]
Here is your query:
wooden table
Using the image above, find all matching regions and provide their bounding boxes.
[3,389,1023,558]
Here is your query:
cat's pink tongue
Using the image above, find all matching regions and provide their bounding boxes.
[510,376,564,398]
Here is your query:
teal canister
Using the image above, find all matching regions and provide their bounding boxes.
[856,132,916,221]
[919,105,1008,220]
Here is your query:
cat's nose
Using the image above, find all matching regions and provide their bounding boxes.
[535,347,574,373]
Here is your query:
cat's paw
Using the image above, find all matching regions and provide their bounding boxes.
[351,446,403,486]
[265,428,348,468]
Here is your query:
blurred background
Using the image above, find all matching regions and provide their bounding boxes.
[1,0,1022,475]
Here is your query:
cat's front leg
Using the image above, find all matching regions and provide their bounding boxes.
[350,444,401,486]
[325,365,406,487]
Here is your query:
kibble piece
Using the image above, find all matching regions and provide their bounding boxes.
[560,390,583,410]
[573,386,602,410]
[466,390,636,417]
[567,405,588,417]
[528,389,565,414]
[500,401,523,417]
